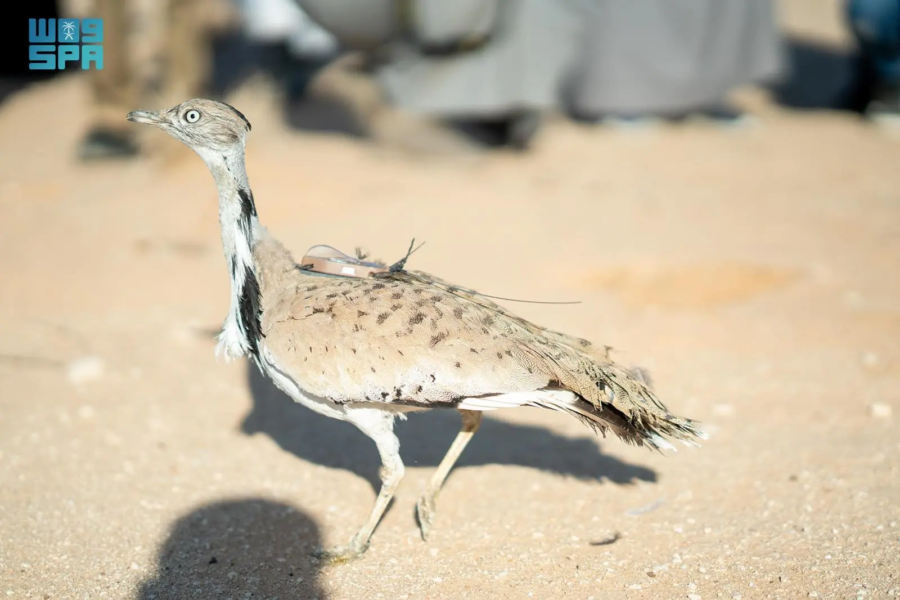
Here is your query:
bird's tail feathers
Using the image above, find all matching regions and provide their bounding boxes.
[529,386,707,452]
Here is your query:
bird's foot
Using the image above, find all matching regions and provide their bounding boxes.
[311,538,370,565]
[416,494,437,541]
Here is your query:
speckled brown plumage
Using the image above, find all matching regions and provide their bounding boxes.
[254,231,703,448]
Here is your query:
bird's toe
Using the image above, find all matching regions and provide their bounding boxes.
[311,541,369,565]
[416,495,437,541]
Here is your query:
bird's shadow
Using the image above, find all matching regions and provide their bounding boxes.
[136,498,327,599]
[242,365,657,492]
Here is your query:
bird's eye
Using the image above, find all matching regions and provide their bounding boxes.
[184,110,201,123]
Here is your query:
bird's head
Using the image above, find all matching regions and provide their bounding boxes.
[126,99,252,157]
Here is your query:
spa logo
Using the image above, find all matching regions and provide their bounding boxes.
[29,18,104,70]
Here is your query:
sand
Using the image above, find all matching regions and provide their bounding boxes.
[1,3,898,598]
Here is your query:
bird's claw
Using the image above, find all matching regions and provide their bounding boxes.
[311,540,369,565]
[416,494,437,541]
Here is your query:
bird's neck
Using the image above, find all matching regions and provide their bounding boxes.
[206,149,263,364]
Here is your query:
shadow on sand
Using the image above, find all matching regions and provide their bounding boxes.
[241,365,657,492]
[137,498,327,600]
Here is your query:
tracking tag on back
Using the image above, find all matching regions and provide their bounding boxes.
[300,245,388,278]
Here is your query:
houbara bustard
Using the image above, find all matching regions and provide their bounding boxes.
[127,99,706,563]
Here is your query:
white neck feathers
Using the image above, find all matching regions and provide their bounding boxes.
[199,144,263,363]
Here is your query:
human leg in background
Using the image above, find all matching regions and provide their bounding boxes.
[79,0,140,160]
[846,0,900,120]
[372,0,574,150]
[568,0,784,128]
[284,6,340,102]
[236,0,337,99]
[162,0,220,106]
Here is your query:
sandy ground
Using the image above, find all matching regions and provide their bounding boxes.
[2,4,899,599]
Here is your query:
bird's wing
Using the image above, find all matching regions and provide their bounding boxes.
[259,267,669,421]
[260,269,554,406]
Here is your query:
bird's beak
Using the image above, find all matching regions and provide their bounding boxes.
[126,110,164,126]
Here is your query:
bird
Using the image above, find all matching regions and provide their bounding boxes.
[126,99,706,563]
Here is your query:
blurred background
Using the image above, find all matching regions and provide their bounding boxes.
[5,0,899,157]
[1,1,899,599]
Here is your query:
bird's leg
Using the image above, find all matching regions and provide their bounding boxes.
[314,410,404,564]
[416,409,483,540]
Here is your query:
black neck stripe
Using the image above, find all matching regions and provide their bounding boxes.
[222,102,252,131]
[238,265,262,360]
